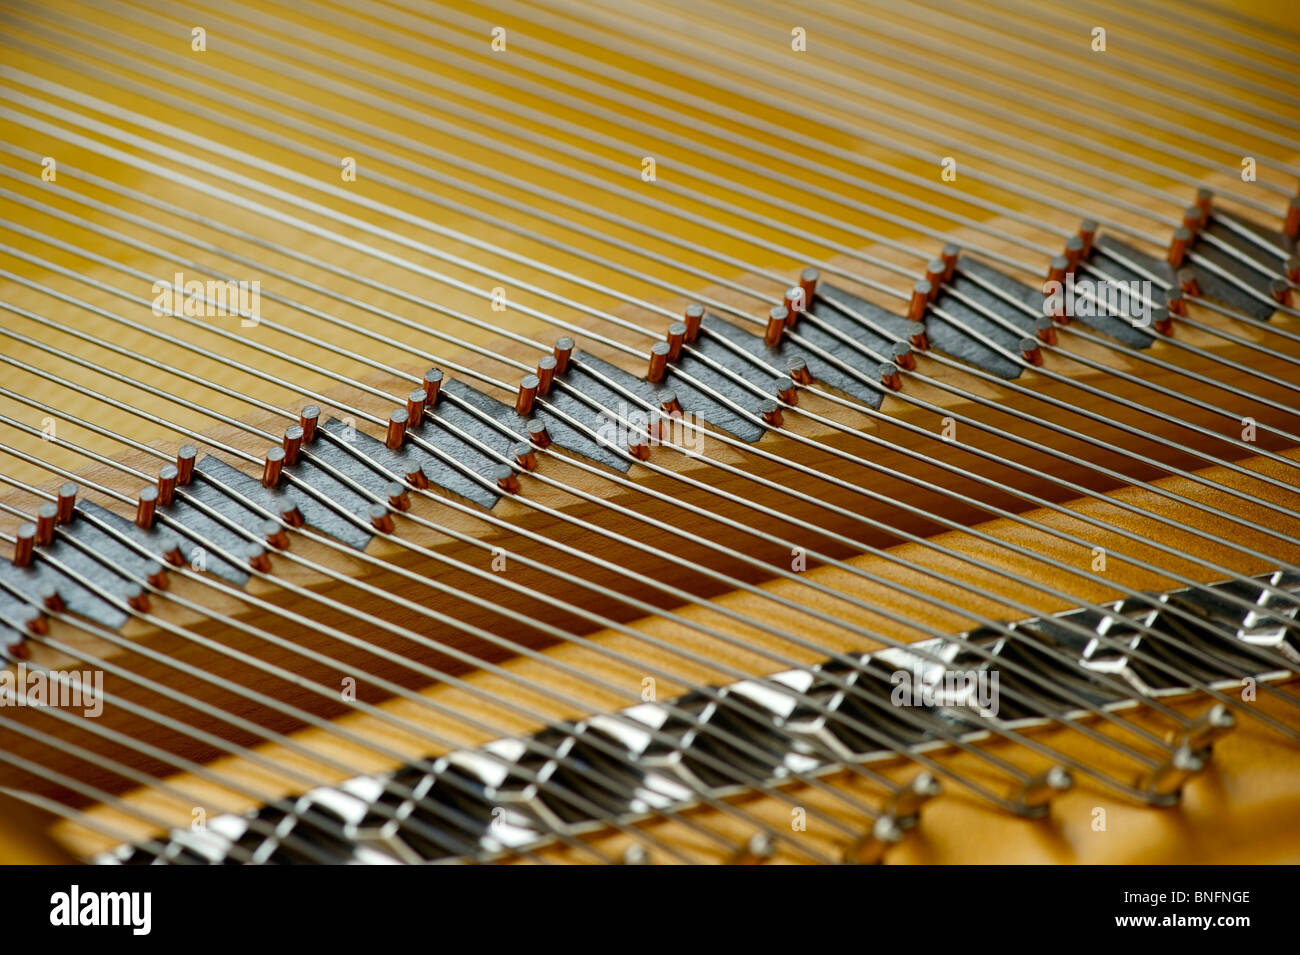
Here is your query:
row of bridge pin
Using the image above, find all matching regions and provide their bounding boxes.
[1168,189,1298,308]
[17,196,1293,603]
[3,254,951,595]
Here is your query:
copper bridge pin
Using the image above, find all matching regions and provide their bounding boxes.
[157,464,178,507]
[513,442,538,472]
[297,405,321,446]
[1063,235,1084,273]
[775,376,799,405]
[1152,305,1174,336]
[1166,288,1188,317]
[39,582,64,613]
[135,486,159,530]
[646,341,671,383]
[682,304,705,343]
[907,279,931,323]
[262,519,290,550]
[262,446,286,488]
[787,355,813,385]
[405,465,430,490]
[175,444,197,486]
[1194,187,1213,218]
[494,464,521,494]
[553,336,575,375]
[924,258,944,299]
[385,408,409,450]
[405,388,426,425]
[764,305,787,348]
[4,619,33,657]
[1270,278,1293,308]
[24,614,47,637]
[282,425,304,466]
[15,603,44,636]
[666,321,687,361]
[515,374,540,416]
[1078,219,1098,259]
[527,419,552,449]
[56,482,77,524]
[386,481,412,511]
[368,504,395,533]
[536,355,557,395]
[798,266,819,308]
[279,494,305,528]
[1283,195,1300,241]
[34,502,57,547]
[1035,315,1058,345]
[245,542,271,574]
[1020,337,1044,366]
[299,405,321,444]
[145,560,169,590]
[1167,226,1192,268]
[156,535,185,567]
[907,283,931,350]
[423,368,444,406]
[628,435,651,461]
[783,286,805,325]
[1045,255,1067,288]
[758,398,783,426]
[12,522,36,568]
[124,582,150,614]
[892,340,916,371]
[940,243,960,282]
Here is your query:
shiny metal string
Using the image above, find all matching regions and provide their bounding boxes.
[0,481,625,863]
[0,457,789,864]
[1083,0,1300,62]
[6,89,1297,572]
[0,252,1216,805]
[901,0,1300,121]
[2,255,1279,784]
[0,179,1248,758]
[479,0,1296,198]
[0,309,1078,818]
[2,0,1289,852]
[1002,0,1300,100]
[0,638,368,864]
[10,155,1300,732]
[15,6,1294,475]
[0,347,1180,816]
[5,98,1294,712]
[0,310,977,857]
[16,150,1299,582]
[795,0,1300,165]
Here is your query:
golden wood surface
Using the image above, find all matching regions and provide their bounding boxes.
[1,0,1298,863]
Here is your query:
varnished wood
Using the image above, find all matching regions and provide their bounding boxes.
[1,0,1298,864]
